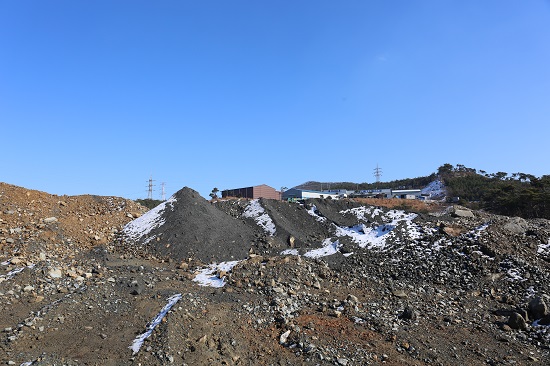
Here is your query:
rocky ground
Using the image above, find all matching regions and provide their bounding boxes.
[1,183,550,365]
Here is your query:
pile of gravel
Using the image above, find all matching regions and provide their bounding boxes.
[122,187,260,263]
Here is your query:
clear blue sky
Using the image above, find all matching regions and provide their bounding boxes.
[2,1,549,200]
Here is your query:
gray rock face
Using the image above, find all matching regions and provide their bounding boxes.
[503,217,529,234]
[452,207,475,218]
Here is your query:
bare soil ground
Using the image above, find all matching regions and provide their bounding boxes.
[1,183,550,365]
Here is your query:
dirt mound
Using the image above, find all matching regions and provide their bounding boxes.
[0,182,147,263]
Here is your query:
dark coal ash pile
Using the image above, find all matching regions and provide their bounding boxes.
[121,187,262,263]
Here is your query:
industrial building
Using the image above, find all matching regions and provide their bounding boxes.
[282,188,423,201]
[221,184,281,200]
[282,188,341,201]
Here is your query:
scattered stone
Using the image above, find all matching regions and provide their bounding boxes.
[279,330,291,345]
[508,313,527,331]
[399,306,417,320]
[392,290,408,298]
[528,296,547,320]
[452,207,474,218]
[48,268,62,278]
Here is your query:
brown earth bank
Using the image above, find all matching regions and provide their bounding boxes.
[1,183,550,365]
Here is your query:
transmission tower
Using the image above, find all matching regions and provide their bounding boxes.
[373,164,382,186]
[146,175,155,199]
[160,182,166,201]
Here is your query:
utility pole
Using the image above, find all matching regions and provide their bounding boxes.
[147,175,155,200]
[373,164,382,188]
[160,182,166,201]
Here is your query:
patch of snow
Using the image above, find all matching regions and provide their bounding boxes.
[431,239,451,251]
[421,180,447,198]
[340,206,383,221]
[500,260,526,282]
[537,240,550,256]
[303,239,342,259]
[281,239,343,259]
[306,205,326,222]
[123,196,177,241]
[281,249,299,256]
[464,222,491,241]
[130,293,182,355]
[243,199,276,236]
[532,318,550,327]
[193,260,241,287]
[334,210,419,250]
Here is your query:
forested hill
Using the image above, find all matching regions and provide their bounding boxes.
[295,164,550,220]
[295,174,437,192]
[438,163,550,219]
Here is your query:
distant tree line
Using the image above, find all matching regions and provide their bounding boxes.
[438,163,550,219]
[296,174,437,192]
[135,198,163,209]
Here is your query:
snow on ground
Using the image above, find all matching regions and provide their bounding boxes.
[193,260,241,287]
[537,240,550,256]
[464,222,491,241]
[130,293,182,354]
[306,205,326,222]
[334,210,419,250]
[340,206,383,222]
[243,199,276,236]
[281,208,424,258]
[123,196,177,241]
[421,179,447,198]
[281,239,344,259]
[0,264,35,282]
[303,239,342,259]
[500,259,527,282]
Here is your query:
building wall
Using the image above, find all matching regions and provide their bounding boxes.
[222,187,254,199]
[222,184,280,200]
[253,184,281,200]
[282,188,303,200]
[282,189,339,200]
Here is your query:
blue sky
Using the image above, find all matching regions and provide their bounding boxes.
[1,1,549,200]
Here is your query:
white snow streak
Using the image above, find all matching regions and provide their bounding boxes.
[306,205,326,222]
[0,264,35,281]
[243,199,276,236]
[130,293,182,355]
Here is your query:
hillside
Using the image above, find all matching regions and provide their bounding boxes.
[295,164,550,220]
[1,182,550,365]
